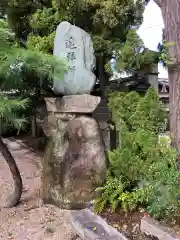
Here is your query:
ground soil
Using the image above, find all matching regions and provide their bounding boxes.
[101,209,159,240]
[0,137,81,240]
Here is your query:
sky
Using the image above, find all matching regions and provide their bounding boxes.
[137,0,168,79]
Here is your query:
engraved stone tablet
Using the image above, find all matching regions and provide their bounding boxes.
[53,21,96,95]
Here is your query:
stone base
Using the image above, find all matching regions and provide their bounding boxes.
[43,196,93,210]
[44,94,101,113]
[42,95,107,210]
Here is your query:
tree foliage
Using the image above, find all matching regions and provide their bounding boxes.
[0,0,158,74]
[158,40,175,67]
[0,18,67,134]
[0,18,67,92]
[0,0,52,39]
[30,0,144,53]
[0,18,66,207]
[116,29,159,73]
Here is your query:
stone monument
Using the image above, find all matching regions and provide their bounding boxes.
[42,21,107,209]
[53,21,96,95]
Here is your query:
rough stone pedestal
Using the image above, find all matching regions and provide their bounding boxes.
[42,94,107,210]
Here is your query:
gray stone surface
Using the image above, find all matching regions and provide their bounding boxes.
[53,21,96,95]
[45,95,100,113]
[141,216,179,240]
[70,209,128,240]
[42,100,107,209]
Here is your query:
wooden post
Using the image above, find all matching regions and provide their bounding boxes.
[96,54,109,99]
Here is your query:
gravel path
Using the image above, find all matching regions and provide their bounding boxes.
[0,138,81,240]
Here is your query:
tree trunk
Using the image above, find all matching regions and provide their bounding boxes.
[155,0,180,149]
[0,137,22,207]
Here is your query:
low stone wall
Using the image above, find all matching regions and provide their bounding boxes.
[70,209,128,240]
[141,216,179,240]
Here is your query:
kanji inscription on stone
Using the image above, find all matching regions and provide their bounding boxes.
[68,66,76,74]
[67,52,76,61]
[65,37,77,49]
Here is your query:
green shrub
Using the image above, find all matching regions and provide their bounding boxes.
[94,88,180,219]
[27,32,56,54]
